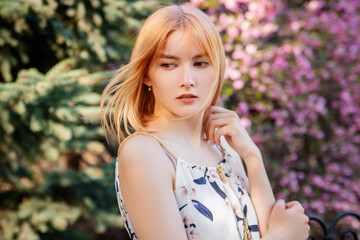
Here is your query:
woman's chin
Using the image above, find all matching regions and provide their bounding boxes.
[172,109,204,120]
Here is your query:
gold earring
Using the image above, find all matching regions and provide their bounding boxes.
[148,85,151,91]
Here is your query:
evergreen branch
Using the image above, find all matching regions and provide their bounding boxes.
[0,1,28,18]
[44,59,75,82]
[55,69,89,82]
[16,68,44,84]
[73,92,102,105]
[78,70,113,86]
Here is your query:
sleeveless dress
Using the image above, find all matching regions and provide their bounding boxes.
[115,133,260,240]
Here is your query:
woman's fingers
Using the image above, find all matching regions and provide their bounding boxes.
[204,113,235,141]
[285,201,302,209]
[213,125,234,145]
[267,200,310,240]
[203,107,241,143]
[205,115,241,145]
[286,201,305,214]
[206,119,226,144]
[203,106,259,161]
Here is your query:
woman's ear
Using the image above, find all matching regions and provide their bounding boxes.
[143,74,151,86]
[143,76,152,91]
[143,80,151,88]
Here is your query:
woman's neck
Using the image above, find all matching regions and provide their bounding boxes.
[146,113,205,148]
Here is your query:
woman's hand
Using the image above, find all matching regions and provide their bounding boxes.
[204,106,278,236]
[203,106,261,162]
[263,200,310,240]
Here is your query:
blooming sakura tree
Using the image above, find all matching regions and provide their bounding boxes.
[191,0,360,225]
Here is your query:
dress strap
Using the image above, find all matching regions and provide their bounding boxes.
[117,131,178,167]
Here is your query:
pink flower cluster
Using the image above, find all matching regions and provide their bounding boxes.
[192,0,360,226]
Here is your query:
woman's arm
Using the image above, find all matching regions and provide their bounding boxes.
[237,151,275,236]
[220,138,275,236]
[205,106,309,239]
[118,135,188,240]
[204,106,275,236]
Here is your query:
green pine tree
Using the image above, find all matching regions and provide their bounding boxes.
[0,0,166,82]
[0,59,123,240]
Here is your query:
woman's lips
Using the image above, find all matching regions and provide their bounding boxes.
[177,94,198,103]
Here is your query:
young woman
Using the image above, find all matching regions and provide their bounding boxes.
[101,4,310,240]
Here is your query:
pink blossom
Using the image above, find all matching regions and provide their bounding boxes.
[249,27,261,39]
[307,1,323,12]
[240,117,251,129]
[249,80,258,89]
[296,54,311,70]
[236,101,249,116]
[311,200,326,214]
[190,0,203,7]
[279,177,289,187]
[227,27,239,39]
[232,80,244,90]
[281,43,292,54]
[327,163,341,174]
[232,49,243,59]
[245,44,258,55]
[222,0,239,12]
[312,176,324,187]
[290,153,298,161]
[228,69,241,80]
[224,43,233,52]
[258,84,266,93]
[276,193,287,200]
[249,67,258,78]
[251,102,265,112]
[303,185,313,196]
[274,56,288,69]
[289,21,303,32]
[261,23,278,37]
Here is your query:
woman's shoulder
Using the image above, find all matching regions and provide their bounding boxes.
[119,134,162,160]
[118,133,175,174]
[119,133,158,152]
[117,133,176,193]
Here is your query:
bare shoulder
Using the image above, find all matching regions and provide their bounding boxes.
[119,134,162,159]
[118,134,175,180]
[117,134,186,239]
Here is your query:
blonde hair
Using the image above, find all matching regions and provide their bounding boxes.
[101,4,225,143]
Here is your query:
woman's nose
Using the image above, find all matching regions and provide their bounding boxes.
[180,66,195,87]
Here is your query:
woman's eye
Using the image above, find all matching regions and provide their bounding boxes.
[194,61,209,68]
[161,63,176,69]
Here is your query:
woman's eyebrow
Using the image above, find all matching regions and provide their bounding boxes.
[193,54,206,59]
[159,53,207,60]
[160,54,179,60]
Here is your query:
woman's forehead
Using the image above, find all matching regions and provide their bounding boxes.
[158,31,207,58]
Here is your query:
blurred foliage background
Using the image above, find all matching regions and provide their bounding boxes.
[0,0,166,239]
[0,0,359,239]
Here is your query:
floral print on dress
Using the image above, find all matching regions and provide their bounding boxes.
[184,215,199,239]
[115,147,260,240]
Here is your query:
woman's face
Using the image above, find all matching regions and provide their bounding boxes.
[146,31,216,119]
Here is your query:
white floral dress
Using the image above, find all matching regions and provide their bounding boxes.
[115,134,260,240]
